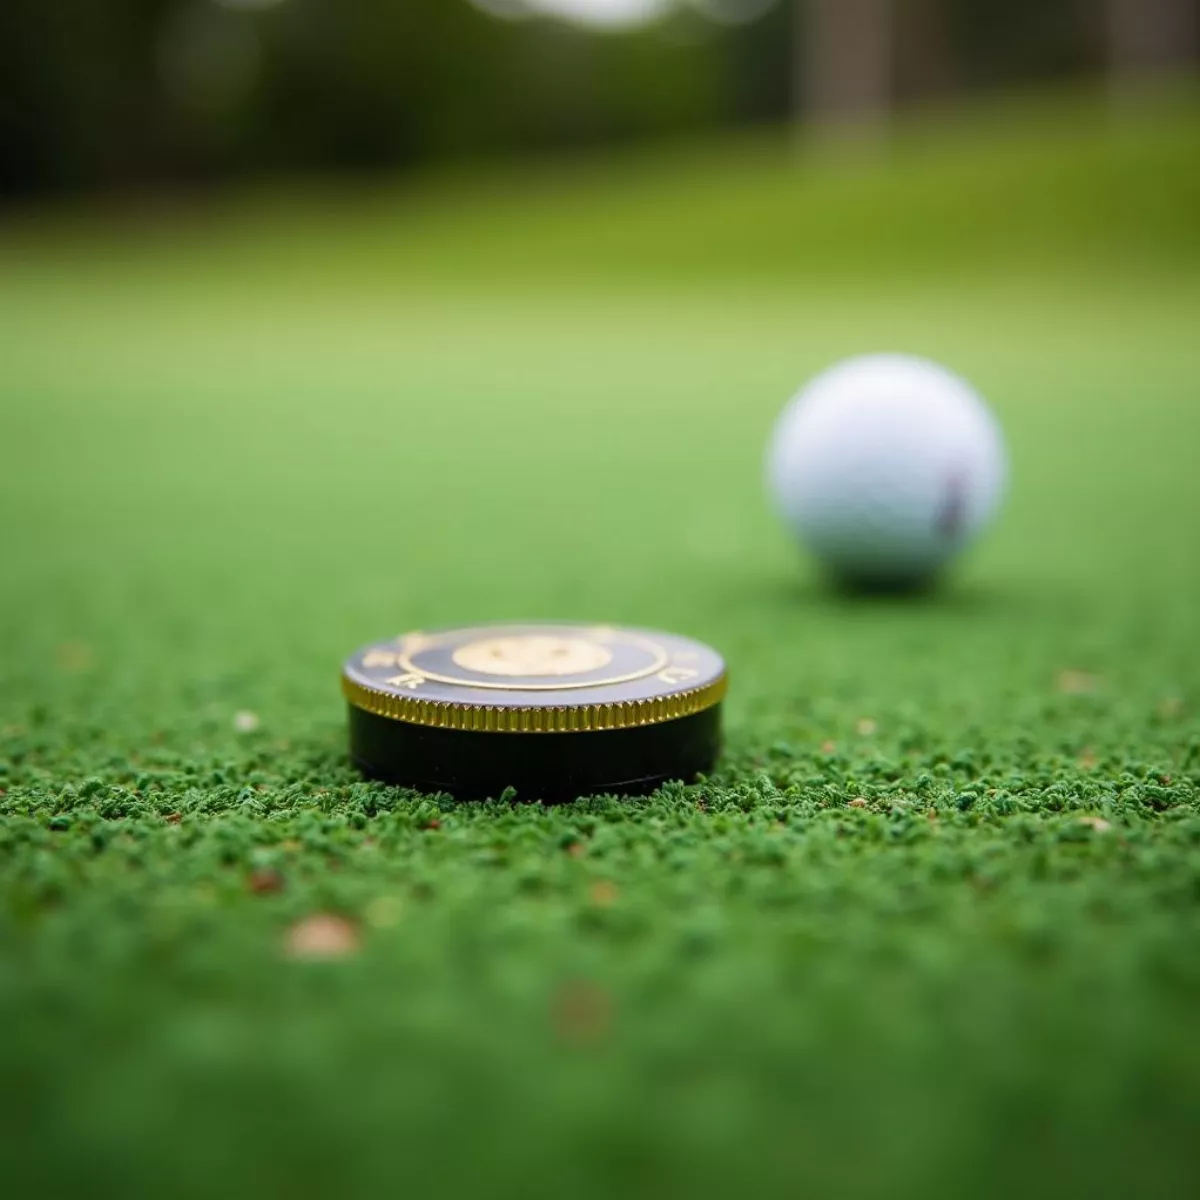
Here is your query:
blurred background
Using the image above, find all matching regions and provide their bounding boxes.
[3,0,1198,199]
[3,6,1200,1198]
[2,0,1198,672]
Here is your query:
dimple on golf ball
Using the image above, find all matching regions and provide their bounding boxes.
[766,354,1007,586]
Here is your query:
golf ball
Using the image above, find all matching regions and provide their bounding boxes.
[767,354,1007,586]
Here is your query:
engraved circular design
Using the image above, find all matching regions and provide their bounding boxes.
[396,625,669,691]
[452,635,612,678]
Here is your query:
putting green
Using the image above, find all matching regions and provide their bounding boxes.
[2,92,1199,1198]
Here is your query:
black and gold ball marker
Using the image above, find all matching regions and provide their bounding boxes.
[342,623,726,799]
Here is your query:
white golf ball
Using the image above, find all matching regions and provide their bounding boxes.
[766,354,1007,586]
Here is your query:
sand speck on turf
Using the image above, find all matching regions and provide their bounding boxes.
[1078,816,1112,833]
[233,710,260,733]
[55,641,94,672]
[1057,670,1098,695]
[855,718,877,736]
[285,914,359,959]
[848,797,868,809]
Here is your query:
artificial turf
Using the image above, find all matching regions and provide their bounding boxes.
[2,90,1199,1199]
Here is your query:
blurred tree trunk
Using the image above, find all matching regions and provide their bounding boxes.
[894,0,955,105]
[796,0,894,133]
[1106,0,1197,91]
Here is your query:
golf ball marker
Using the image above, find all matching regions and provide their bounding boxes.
[342,623,726,797]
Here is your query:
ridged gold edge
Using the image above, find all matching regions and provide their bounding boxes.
[341,671,728,733]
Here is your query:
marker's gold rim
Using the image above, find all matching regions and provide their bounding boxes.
[341,671,728,734]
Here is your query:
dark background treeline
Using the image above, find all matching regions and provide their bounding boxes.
[2,0,1196,198]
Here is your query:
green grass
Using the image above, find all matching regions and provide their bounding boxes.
[2,91,1200,1198]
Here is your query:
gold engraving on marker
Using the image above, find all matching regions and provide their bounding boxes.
[453,635,612,678]
[396,625,669,690]
[363,649,399,669]
[385,672,425,689]
[658,666,699,684]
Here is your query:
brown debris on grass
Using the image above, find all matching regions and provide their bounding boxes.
[248,868,283,895]
[551,979,612,1047]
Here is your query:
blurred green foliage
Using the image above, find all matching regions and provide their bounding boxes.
[1,0,740,194]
